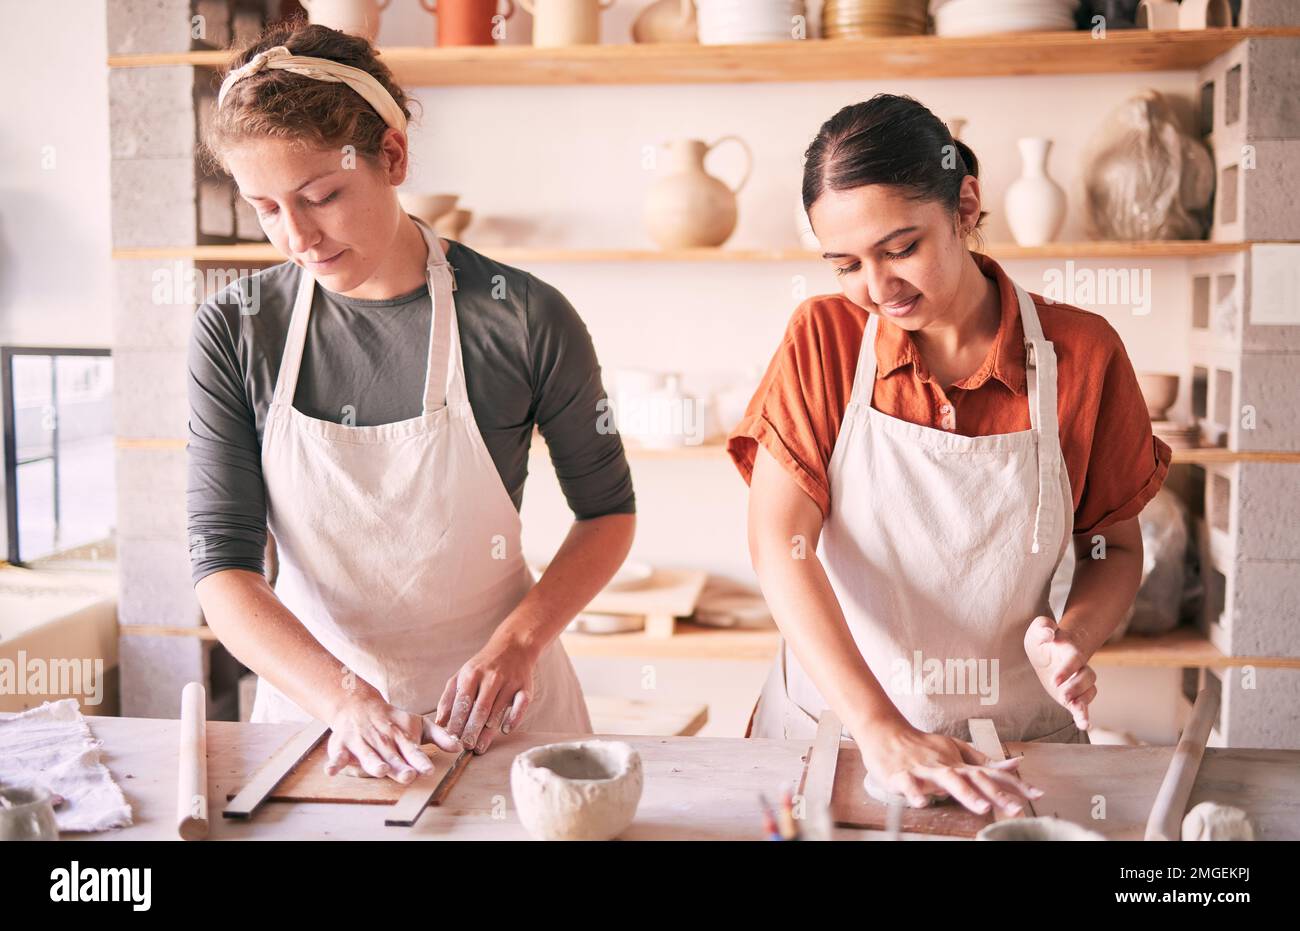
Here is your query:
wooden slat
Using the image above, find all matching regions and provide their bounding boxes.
[385,748,473,827]
[585,695,708,737]
[223,720,329,820]
[801,710,843,816]
[106,29,1300,85]
[968,717,1035,820]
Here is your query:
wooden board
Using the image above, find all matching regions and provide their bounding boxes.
[585,696,708,737]
[828,742,1182,839]
[225,741,457,805]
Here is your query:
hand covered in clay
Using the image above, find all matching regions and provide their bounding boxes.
[859,722,1043,815]
[434,635,537,755]
[1024,614,1097,731]
[324,692,458,784]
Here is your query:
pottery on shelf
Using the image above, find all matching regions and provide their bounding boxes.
[517,0,614,47]
[510,740,644,840]
[1134,0,1179,29]
[1004,137,1066,246]
[644,136,753,249]
[398,191,459,226]
[946,116,967,141]
[1137,372,1180,421]
[695,0,807,45]
[300,0,391,42]
[420,0,516,46]
[631,0,697,43]
[434,208,473,240]
[1178,0,1232,29]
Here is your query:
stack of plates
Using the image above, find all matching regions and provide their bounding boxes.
[696,0,808,45]
[1152,420,1201,450]
[933,0,1078,37]
[824,0,929,38]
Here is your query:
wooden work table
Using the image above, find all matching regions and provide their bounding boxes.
[73,717,1300,841]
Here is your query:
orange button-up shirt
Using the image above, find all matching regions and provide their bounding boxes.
[728,252,1172,535]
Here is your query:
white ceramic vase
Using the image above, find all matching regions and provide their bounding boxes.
[1004,137,1066,247]
[301,0,391,41]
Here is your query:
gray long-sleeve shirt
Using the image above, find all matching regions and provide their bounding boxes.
[186,240,635,585]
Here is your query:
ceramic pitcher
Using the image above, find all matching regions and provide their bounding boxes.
[631,0,697,43]
[644,137,753,249]
[421,0,516,46]
[518,0,614,47]
[301,0,391,42]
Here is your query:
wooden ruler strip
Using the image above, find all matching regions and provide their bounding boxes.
[969,717,1034,819]
[801,710,842,815]
[1145,687,1220,841]
[385,748,473,827]
[224,720,329,820]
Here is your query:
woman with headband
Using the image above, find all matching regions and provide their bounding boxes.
[188,23,634,782]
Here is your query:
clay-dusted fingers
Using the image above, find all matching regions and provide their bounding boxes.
[324,731,358,776]
[501,689,529,735]
[421,716,464,753]
[968,768,1034,814]
[462,677,504,752]
[390,727,434,776]
[366,727,414,783]
[445,678,479,740]
[435,677,458,729]
[953,739,991,766]
[920,767,992,815]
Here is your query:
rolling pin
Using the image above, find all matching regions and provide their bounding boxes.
[177,681,209,840]
[1144,687,1220,841]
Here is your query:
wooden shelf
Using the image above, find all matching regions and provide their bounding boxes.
[106,28,1300,85]
[1092,626,1300,670]
[113,240,1253,265]
[561,620,780,661]
[1169,447,1300,464]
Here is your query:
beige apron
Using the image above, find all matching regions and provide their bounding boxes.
[752,281,1086,745]
[251,217,591,736]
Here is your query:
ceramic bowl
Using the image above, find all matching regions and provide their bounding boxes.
[976,816,1106,840]
[1137,372,1180,420]
[397,192,459,225]
[510,740,644,840]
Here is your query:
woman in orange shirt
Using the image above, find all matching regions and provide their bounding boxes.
[730,94,1171,816]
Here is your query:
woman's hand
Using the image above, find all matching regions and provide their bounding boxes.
[858,720,1044,815]
[1024,614,1097,731]
[323,692,452,784]
[434,636,539,755]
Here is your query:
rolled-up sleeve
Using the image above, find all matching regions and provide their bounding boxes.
[526,274,635,520]
[186,299,268,584]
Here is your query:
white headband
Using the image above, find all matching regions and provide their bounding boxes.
[216,45,407,133]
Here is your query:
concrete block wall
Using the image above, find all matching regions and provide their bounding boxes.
[1188,35,1300,747]
[108,0,264,717]
[1199,39,1300,241]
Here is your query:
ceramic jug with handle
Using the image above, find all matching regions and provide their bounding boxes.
[518,0,614,47]
[631,0,697,43]
[421,0,516,46]
[301,0,391,42]
[644,136,753,249]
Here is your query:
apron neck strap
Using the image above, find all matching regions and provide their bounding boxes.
[270,217,459,415]
[1015,281,1065,554]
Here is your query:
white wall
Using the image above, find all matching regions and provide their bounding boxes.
[0,0,113,348]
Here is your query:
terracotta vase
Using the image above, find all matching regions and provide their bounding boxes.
[1004,137,1066,247]
[300,0,391,42]
[421,0,516,46]
[631,0,697,43]
[517,0,614,47]
[644,137,753,249]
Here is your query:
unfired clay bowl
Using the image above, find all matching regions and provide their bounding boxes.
[510,740,643,841]
[976,816,1106,841]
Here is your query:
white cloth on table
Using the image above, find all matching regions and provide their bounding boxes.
[0,698,132,832]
